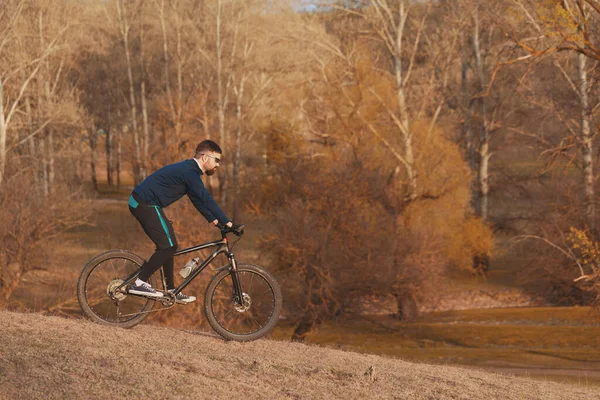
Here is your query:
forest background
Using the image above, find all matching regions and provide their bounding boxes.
[2,0,600,383]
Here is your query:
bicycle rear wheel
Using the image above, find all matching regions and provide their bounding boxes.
[204,263,282,341]
[77,249,158,329]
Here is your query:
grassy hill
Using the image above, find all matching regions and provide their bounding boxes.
[0,310,598,399]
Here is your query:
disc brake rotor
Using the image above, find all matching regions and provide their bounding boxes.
[107,279,127,301]
[234,293,252,312]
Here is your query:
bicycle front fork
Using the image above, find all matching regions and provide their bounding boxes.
[228,256,244,305]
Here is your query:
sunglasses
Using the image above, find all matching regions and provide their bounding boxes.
[201,153,221,163]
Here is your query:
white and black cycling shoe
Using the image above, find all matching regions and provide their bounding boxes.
[128,281,164,298]
[168,289,196,304]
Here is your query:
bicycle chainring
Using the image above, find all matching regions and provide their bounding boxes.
[159,291,176,307]
[107,279,127,301]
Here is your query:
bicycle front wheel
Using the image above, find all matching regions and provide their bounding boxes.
[77,249,158,329]
[205,263,282,341]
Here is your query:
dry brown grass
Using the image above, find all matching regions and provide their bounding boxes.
[0,310,598,399]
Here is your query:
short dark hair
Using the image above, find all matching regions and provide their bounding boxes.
[195,140,222,157]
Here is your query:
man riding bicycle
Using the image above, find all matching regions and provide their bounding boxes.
[127,139,240,303]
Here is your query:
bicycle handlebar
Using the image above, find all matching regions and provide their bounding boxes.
[220,223,245,237]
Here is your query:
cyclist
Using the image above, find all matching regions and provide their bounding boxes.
[127,139,238,303]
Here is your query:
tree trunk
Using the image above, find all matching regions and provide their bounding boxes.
[393,2,417,204]
[462,59,478,210]
[176,15,183,139]
[217,0,225,149]
[216,0,229,203]
[473,11,489,220]
[117,0,143,184]
[89,129,98,192]
[0,81,6,188]
[117,126,122,190]
[40,136,49,196]
[291,316,315,342]
[104,86,113,187]
[202,95,211,140]
[393,291,418,321]
[24,96,38,187]
[233,87,243,221]
[106,124,113,187]
[158,0,183,141]
[140,17,150,178]
[201,93,215,192]
[579,53,594,229]
[48,130,55,190]
[141,79,149,176]
[479,133,490,220]
[159,0,175,142]
[40,11,55,193]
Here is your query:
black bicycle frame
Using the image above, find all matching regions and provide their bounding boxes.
[171,238,232,295]
[118,235,244,304]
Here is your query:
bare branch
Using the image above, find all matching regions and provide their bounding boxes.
[367,86,410,139]
[514,235,585,277]
[7,118,53,153]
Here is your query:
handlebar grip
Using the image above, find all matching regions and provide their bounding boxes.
[221,224,246,236]
[234,224,246,236]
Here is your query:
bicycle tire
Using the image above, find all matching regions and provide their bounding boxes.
[77,249,157,329]
[204,263,282,341]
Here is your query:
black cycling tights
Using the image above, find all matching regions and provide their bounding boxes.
[138,247,177,289]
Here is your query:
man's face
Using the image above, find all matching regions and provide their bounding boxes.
[202,151,221,176]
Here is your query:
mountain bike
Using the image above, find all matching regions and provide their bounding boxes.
[76,225,282,341]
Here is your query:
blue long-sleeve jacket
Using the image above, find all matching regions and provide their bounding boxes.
[133,159,230,225]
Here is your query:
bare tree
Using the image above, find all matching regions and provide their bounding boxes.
[155,0,185,141]
[508,0,598,228]
[230,4,274,220]
[0,0,92,306]
[0,1,70,189]
[355,0,422,204]
[115,0,144,184]
[214,0,237,202]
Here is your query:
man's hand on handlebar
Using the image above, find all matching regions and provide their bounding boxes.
[214,221,245,236]
[230,223,245,236]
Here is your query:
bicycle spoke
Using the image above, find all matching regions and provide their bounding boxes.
[248,273,255,293]
[250,315,262,329]
[87,297,108,308]
[258,287,274,297]
[110,259,118,279]
[223,307,235,319]
[252,306,271,320]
